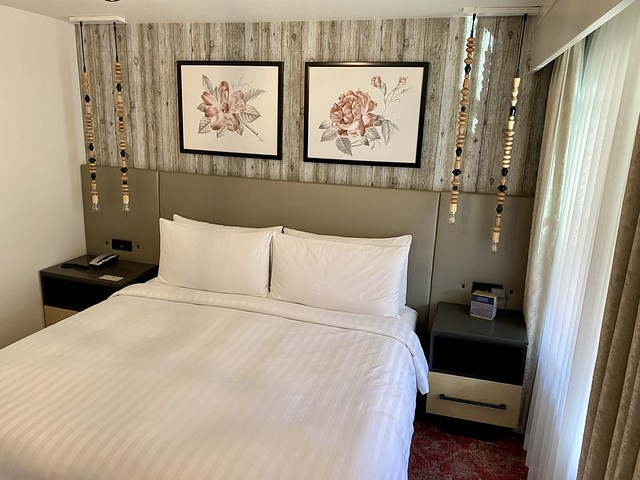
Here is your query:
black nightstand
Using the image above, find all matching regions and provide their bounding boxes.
[40,255,158,327]
[426,302,528,428]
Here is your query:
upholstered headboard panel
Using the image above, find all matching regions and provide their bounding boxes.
[82,165,160,264]
[82,165,440,329]
[429,192,534,330]
[82,165,534,336]
[158,170,440,326]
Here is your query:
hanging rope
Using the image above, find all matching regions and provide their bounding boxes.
[113,22,130,212]
[491,14,527,252]
[80,22,100,212]
[449,14,476,224]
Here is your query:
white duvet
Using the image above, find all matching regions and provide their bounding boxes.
[0,282,428,480]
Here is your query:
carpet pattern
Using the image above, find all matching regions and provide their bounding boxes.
[408,414,528,480]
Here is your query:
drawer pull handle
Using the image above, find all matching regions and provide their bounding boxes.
[439,393,507,410]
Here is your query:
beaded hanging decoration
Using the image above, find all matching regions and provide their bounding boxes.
[113,22,130,212]
[449,14,476,224]
[491,14,527,252]
[80,23,100,212]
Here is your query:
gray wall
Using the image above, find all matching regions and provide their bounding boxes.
[75,17,551,194]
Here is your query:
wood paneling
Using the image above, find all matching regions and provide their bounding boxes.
[75,17,552,195]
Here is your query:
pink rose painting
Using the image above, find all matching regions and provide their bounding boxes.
[197,75,265,142]
[318,75,411,156]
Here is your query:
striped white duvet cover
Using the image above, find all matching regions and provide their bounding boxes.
[0,281,428,480]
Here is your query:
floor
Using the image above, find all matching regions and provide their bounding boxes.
[408,413,528,480]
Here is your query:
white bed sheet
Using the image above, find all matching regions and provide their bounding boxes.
[0,282,428,480]
[399,306,418,331]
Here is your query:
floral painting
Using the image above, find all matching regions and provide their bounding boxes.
[178,61,283,159]
[304,62,429,167]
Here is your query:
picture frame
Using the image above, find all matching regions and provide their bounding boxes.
[304,62,429,168]
[177,61,284,160]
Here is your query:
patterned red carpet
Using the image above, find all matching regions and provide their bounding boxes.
[408,414,528,480]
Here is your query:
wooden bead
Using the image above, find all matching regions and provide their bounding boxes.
[83,71,99,201]
[114,56,130,209]
[492,74,522,251]
[449,28,476,222]
[449,31,476,219]
[511,77,521,104]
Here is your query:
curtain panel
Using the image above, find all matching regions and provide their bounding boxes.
[523,3,640,479]
[578,117,640,480]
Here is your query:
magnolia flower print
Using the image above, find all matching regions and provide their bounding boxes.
[319,74,410,156]
[197,75,265,141]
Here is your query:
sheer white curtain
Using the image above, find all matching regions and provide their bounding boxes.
[524,3,640,480]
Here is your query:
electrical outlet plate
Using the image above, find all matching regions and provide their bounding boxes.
[471,281,503,293]
[112,238,133,252]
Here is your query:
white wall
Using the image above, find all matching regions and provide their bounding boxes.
[529,0,638,69]
[0,5,86,348]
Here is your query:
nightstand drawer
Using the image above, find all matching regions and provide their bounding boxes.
[426,372,522,428]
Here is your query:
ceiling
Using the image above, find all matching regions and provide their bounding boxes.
[0,0,546,24]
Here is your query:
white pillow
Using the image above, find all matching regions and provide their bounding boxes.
[269,233,409,318]
[173,214,282,233]
[283,228,411,247]
[158,218,272,297]
[283,228,412,306]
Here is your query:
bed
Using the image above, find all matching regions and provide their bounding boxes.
[0,216,429,480]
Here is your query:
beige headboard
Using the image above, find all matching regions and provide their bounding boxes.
[158,170,440,329]
[82,165,160,264]
[430,192,534,330]
[82,165,534,336]
[82,165,440,332]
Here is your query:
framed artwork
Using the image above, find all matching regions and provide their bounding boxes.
[177,61,283,159]
[304,62,429,168]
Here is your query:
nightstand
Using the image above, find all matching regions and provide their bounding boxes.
[40,255,158,327]
[426,302,528,428]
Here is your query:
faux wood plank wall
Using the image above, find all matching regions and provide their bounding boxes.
[75,17,551,194]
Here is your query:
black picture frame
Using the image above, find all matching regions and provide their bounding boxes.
[304,62,429,168]
[177,61,284,160]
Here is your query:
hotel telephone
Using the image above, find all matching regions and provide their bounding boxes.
[61,253,120,270]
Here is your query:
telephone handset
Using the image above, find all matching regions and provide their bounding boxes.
[88,253,120,269]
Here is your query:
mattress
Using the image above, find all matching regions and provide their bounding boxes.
[0,282,428,480]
